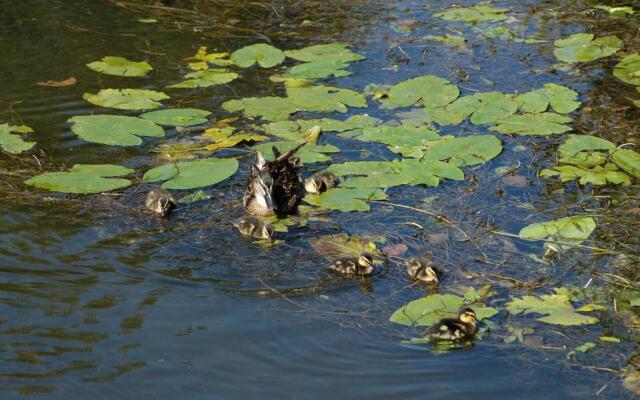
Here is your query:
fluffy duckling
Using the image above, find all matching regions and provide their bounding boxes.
[145,189,176,217]
[329,252,374,276]
[426,308,478,341]
[233,216,273,240]
[406,258,440,283]
[304,172,339,195]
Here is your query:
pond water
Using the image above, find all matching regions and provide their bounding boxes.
[1,0,640,398]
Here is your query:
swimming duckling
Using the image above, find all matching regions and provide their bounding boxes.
[304,172,339,195]
[329,252,374,276]
[406,258,439,283]
[145,188,176,217]
[233,216,273,240]
[426,308,478,341]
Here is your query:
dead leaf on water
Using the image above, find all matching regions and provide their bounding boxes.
[36,77,77,87]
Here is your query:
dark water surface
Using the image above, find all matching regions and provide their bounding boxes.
[1,0,638,398]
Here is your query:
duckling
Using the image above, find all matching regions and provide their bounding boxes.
[145,188,176,217]
[233,216,273,240]
[329,252,374,276]
[243,142,306,216]
[304,172,339,195]
[406,258,440,283]
[426,308,478,341]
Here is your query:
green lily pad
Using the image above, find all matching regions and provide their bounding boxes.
[519,216,596,251]
[421,135,503,167]
[284,44,364,63]
[614,54,640,86]
[558,135,615,158]
[83,89,169,110]
[507,289,599,326]
[285,60,352,80]
[612,148,640,178]
[304,187,386,212]
[379,75,459,109]
[140,108,211,127]
[467,92,518,125]
[435,4,509,24]
[540,164,631,186]
[553,33,622,63]
[86,56,153,77]
[223,97,297,121]
[308,233,378,260]
[263,119,352,141]
[252,141,339,164]
[168,69,238,89]
[287,85,367,113]
[0,123,36,154]
[389,292,498,327]
[353,125,441,148]
[231,43,285,68]
[143,158,238,190]
[517,84,580,114]
[490,113,573,136]
[25,164,133,194]
[404,95,480,126]
[68,115,164,146]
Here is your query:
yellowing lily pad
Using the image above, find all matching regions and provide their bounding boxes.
[86,56,153,77]
[507,289,599,326]
[83,89,169,110]
[231,43,285,68]
[68,115,164,146]
[143,158,238,190]
[0,123,36,154]
[25,164,134,194]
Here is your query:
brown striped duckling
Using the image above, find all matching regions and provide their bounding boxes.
[145,188,176,217]
[426,308,478,341]
[406,258,440,283]
[304,172,339,195]
[329,252,374,276]
[233,216,273,240]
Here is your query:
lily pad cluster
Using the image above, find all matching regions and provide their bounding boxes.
[519,215,596,252]
[541,135,640,186]
[0,123,35,154]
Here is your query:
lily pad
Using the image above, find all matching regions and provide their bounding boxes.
[353,125,441,148]
[553,33,622,63]
[287,85,367,113]
[0,123,36,154]
[187,47,232,70]
[263,119,352,141]
[558,135,615,158]
[231,43,285,68]
[83,89,169,110]
[614,54,640,85]
[140,108,211,127]
[252,141,339,163]
[434,4,509,24]
[540,164,631,186]
[389,292,498,327]
[308,233,378,260]
[519,216,596,250]
[612,148,640,178]
[304,187,386,212]
[223,97,297,121]
[506,289,599,326]
[86,56,153,77]
[143,158,238,190]
[284,44,364,63]
[517,84,580,114]
[490,113,573,136]
[201,127,267,152]
[467,92,518,125]
[379,75,459,109]
[68,115,164,146]
[285,60,352,80]
[25,164,133,194]
[168,69,238,89]
[421,135,503,167]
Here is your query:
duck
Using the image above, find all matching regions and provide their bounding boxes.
[243,142,306,216]
[329,252,374,276]
[304,171,339,195]
[145,188,176,217]
[406,258,440,283]
[233,216,273,240]
[426,308,478,341]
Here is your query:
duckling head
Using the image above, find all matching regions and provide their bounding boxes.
[406,259,439,283]
[304,176,321,194]
[357,252,374,275]
[458,308,478,327]
[256,221,273,240]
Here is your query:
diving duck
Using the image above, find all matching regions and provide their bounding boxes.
[406,258,440,283]
[329,252,374,276]
[426,308,478,341]
[243,143,306,216]
[233,216,273,240]
[304,171,339,195]
[145,188,176,217]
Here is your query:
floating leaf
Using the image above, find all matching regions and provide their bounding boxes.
[201,127,267,152]
[490,113,572,135]
[0,123,36,154]
[379,75,459,109]
[540,164,631,186]
[285,60,352,80]
[421,135,503,167]
[612,148,640,178]
[506,289,599,326]
[284,44,364,63]
[553,33,622,63]
[143,158,238,190]
[517,84,580,114]
[304,187,386,212]
[223,97,297,121]
[168,69,238,89]
[177,190,212,204]
[435,4,509,24]
[68,115,164,146]
[467,92,517,125]
[558,135,615,158]
[287,85,367,113]
[187,47,232,70]
[353,125,441,149]
[594,5,634,16]
[518,216,596,250]
[252,141,339,163]
[614,54,640,86]
[231,43,285,68]
[86,56,152,77]
[25,164,133,194]
[389,293,498,327]
[83,89,169,110]
[308,233,378,260]
[140,108,211,127]
[263,119,352,141]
